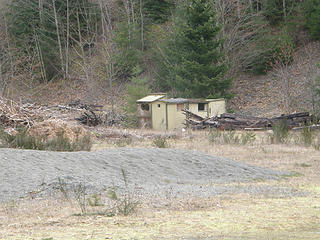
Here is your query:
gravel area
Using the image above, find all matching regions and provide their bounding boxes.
[0,148,296,201]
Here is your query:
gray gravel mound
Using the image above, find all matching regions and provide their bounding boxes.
[0,148,292,201]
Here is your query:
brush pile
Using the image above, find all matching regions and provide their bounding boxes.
[0,97,45,128]
[75,110,101,126]
[183,110,317,130]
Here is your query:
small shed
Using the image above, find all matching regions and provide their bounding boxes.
[136,93,166,128]
[137,94,226,130]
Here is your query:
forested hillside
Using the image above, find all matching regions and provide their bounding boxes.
[0,0,319,116]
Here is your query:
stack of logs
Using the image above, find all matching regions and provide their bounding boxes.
[183,109,318,130]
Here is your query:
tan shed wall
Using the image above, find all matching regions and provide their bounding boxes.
[137,104,151,128]
[208,100,226,117]
[189,103,209,118]
[167,104,186,130]
[151,101,167,131]
[149,99,226,130]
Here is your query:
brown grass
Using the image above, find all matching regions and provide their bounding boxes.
[1,129,320,240]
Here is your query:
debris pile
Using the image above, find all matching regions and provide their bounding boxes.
[0,97,44,128]
[75,110,101,126]
[30,120,89,141]
[183,110,317,130]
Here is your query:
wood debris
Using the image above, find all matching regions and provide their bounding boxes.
[182,109,317,130]
[0,97,44,128]
[75,110,101,126]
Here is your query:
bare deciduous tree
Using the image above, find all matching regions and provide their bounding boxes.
[99,0,117,117]
[213,0,269,76]
[303,43,320,114]
[270,46,294,114]
[52,0,65,77]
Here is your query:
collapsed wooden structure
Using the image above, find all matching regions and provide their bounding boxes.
[183,109,317,130]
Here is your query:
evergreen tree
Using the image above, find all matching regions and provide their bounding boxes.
[143,0,173,24]
[261,0,298,25]
[305,0,320,40]
[156,0,231,98]
[262,0,284,25]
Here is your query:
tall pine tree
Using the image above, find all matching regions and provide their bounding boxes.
[143,0,173,24]
[305,0,320,40]
[156,0,231,98]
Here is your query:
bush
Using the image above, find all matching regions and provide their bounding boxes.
[208,129,256,145]
[241,132,256,145]
[107,169,139,216]
[222,130,240,144]
[0,128,44,150]
[208,129,236,145]
[114,138,132,147]
[0,128,92,151]
[73,182,88,215]
[152,136,169,148]
[301,126,313,146]
[272,120,289,143]
[45,131,92,152]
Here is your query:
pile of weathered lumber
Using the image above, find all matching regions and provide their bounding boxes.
[68,100,125,127]
[0,97,44,128]
[183,109,317,130]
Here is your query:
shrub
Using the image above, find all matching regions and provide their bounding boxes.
[272,120,289,143]
[43,131,92,152]
[88,194,103,207]
[73,135,92,151]
[208,128,222,144]
[208,129,256,145]
[107,169,139,216]
[241,132,256,145]
[208,129,241,145]
[222,130,240,144]
[0,128,92,151]
[152,136,169,148]
[44,131,73,151]
[0,128,44,150]
[73,182,88,215]
[114,138,132,147]
[301,126,313,146]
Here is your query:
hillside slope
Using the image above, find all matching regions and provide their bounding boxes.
[19,42,320,118]
[230,41,320,117]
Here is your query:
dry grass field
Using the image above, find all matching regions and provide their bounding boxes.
[1,129,320,240]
